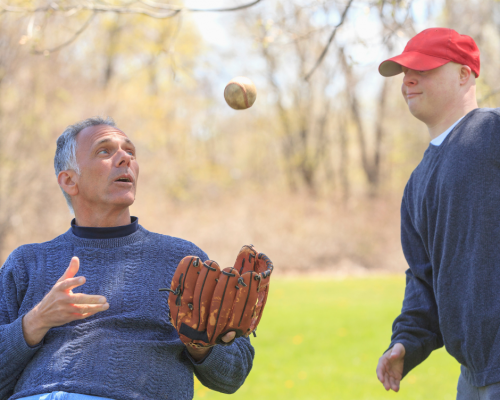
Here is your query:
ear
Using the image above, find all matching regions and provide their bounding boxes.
[58,170,79,197]
[459,65,473,85]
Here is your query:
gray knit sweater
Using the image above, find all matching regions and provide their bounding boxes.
[0,226,254,400]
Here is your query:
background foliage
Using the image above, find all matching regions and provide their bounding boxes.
[2,0,499,270]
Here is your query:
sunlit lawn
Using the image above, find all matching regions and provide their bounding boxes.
[194,276,460,400]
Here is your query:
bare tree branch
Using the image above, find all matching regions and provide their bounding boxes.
[189,0,263,12]
[31,12,97,54]
[161,10,184,81]
[0,0,264,55]
[0,2,181,19]
[139,0,263,12]
[338,45,374,188]
[0,0,263,17]
[265,25,331,47]
[304,0,354,81]
[379,0,416,45]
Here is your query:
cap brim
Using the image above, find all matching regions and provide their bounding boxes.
[378,51,451,77]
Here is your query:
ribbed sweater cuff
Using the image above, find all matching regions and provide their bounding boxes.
[4,316,43,364]
[192,344,233,374]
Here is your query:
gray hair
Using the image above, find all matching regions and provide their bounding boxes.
[54,116,116,213]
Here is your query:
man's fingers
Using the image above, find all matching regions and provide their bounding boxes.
[221,331,236,343]
[75,310,104,320]
[390,343,406,360]
[57,256,80,283]
[71,293,107,305]
[376,362,385,383]
[58,276,86,292]
[390,348,402,360]
[389,376,400,392]
[390,370,403,381]
[378,351,404,392]
[71,302,109,315]
[383,372,391,391]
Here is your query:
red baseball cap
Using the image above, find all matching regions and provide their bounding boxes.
[379,28,480,78]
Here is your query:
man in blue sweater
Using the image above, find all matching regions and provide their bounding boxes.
[0,117,254,400]
[374,28,500,398]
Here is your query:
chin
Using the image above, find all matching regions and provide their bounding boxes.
[407,105,425,121]
[111,195,136,208]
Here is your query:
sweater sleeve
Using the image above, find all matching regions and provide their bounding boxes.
[188,336,254,393]
[388,198,444,378]
[0,250,42,400]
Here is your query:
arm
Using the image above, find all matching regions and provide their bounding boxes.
[377,199,443,391]
[393,199,444,372]
[1,254,109,399]
[0,250,42,399]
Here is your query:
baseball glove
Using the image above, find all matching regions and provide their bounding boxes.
[160,245,273,348]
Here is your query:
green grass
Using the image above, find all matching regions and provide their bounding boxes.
[194,276,460,400]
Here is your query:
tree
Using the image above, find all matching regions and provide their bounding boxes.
[0,0,264,54]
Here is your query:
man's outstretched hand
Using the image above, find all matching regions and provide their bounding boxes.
[22,256,109,346]
[376,343,406,392]
[186,331,236,362]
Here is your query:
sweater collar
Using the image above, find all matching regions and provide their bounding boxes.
[63,224,149,248]
[71,216,139,239]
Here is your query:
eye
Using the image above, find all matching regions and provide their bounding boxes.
[97,149,109,155]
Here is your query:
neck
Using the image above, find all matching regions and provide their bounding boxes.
[74,207,132,227]
[426,90,478,139]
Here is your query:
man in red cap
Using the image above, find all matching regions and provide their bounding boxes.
[375,28,500,398]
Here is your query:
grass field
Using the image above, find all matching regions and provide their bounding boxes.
[193,276,460,400]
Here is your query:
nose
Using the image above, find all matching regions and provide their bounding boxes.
[402,70,418,87]
[116,148,132,167]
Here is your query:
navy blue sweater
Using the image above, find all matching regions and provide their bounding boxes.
[390,108,500,386]
[0,225,254,400]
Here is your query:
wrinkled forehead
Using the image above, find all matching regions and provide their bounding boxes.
[77,124,133,151]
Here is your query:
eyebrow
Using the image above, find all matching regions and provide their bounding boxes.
[94,138,135,148]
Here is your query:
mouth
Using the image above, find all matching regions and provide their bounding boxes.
[114,174,134,184]
[406,93,422,99]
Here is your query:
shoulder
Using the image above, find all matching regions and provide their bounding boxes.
[139,227,209,262]
[1,245,33,286]
[460,107,500,130]
[453,108,500,155]
[13,231,69,258]
[470,107,500,118]
[0,232,69,279]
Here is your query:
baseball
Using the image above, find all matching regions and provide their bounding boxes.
[224,77,257,110]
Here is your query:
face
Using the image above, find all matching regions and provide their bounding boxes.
[73,124,139,211]
[401,62,463,123]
